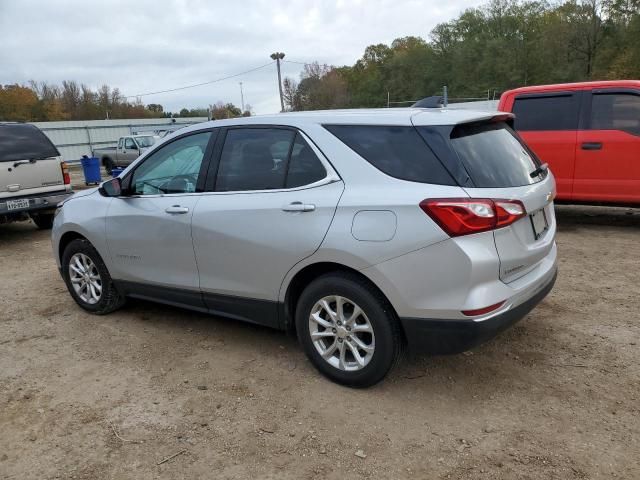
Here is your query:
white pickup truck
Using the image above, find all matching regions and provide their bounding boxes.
[93,135,157,173]
[0,123,73,229]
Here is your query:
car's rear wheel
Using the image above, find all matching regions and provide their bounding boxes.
[61,239,125,314]
[103,157,114,175]
[30,212,55,229]
[295,272,402,387]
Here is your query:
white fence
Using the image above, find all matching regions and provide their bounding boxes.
[30,117,208,162]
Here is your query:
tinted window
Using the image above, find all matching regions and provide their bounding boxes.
[215,128,295,192]
[285,133,326,188]
[125,138,137,149]
[131,131,211,195]
[0,124,59,162]
[512,94,579,131]
[591,93,640,135]
[324,125,455,185]
[450,123,542,188]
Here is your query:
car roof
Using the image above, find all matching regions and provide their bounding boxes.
[191,108,505,131]
[502,80,640,97]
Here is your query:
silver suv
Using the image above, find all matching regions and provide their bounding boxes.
[52,108,558,387]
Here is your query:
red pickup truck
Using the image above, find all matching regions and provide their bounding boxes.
[498,80,640,206]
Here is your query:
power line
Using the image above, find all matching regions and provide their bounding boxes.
[282,59,309,65]
[125,61,275,99]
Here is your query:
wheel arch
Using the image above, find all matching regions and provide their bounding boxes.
[282,261,402,338]
[58,231,89,263]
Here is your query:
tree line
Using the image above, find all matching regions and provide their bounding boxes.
[283,0,640,110]
[0,81,250,122]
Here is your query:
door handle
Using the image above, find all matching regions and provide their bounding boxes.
[581,142,602,150]
[282,202,315,212]
[165,205,189,214]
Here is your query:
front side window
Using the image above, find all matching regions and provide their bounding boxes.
[130,131,212,195]
[512,94,579,131]
[591,93,640,135]
[125,138,137,150]
[118,138,124,149]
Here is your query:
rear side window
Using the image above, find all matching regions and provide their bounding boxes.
[450,123,542,188]
[512,94,579,131]
[0,124,59,162]
[285,133,326,188]
[215,128,295,192]
[324,125,455,185]
[591,93,640,135]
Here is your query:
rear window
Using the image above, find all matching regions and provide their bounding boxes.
[512,94,579,131]
[0,124,60,162]
[324,125,455,185]
[449,123,542,188]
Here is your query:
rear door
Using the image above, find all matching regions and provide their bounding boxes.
[511,92,581,201]
[443,122,556,283]
[0,124,66,198]
[191,127,343,327]
[574,89,640,203]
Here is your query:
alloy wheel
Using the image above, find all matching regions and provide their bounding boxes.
[308,295,375,371]
[68,253,102,305]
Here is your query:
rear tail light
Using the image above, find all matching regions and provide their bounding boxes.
[420,198,526,237]
[61,161,71,185]
[462,301,505,317]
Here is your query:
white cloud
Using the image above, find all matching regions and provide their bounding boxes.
[0,0,484,114]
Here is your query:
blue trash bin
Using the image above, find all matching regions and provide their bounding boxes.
[111,167,125,177]
[80,155,101,185]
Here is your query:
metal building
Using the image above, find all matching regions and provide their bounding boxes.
[29,117,207,162]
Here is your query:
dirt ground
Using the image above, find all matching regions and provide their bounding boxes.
[1,203,638,480]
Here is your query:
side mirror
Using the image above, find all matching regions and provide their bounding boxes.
[99,177,122,197]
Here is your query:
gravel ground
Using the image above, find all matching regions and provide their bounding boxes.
[0,204,638,479]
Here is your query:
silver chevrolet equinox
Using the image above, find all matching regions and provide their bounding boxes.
[52,108,558,387]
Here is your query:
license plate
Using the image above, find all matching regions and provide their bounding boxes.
[530,208,548,239]
[6,198,30,211]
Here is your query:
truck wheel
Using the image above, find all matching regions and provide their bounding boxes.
[30,212,55,229]
[103,158,114,174]
[295,272,403,388]
[61,239,125,314]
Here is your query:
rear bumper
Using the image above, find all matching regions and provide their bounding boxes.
[400,267,557,354]
[0,191,72,215]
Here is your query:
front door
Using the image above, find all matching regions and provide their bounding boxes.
[191,127,343,327]
[574,89,640,203]
[105,130,215,304]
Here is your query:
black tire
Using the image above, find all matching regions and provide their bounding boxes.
[103,157,114,175]
[30,212,55,229]
[295,272,403,388]
[61,238,125,314]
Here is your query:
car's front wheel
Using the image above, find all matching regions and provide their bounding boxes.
[61,238,125,314]
[296,272,402,387]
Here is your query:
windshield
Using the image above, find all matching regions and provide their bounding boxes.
[0,124,60,162]
[135,136,156,148]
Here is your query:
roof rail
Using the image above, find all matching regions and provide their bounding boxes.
[411,96,444,108]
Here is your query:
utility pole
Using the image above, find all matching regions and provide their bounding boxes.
[239,81,245,112]
[270,52,285,112]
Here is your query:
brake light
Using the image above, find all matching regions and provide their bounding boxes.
[462,301,505,317]
[61,161,71,185]
[420,198,526,237]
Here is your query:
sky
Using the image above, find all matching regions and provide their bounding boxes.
[0,0,485,115]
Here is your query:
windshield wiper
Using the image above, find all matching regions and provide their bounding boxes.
[13,156,54,168]
[529,163,548,178]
